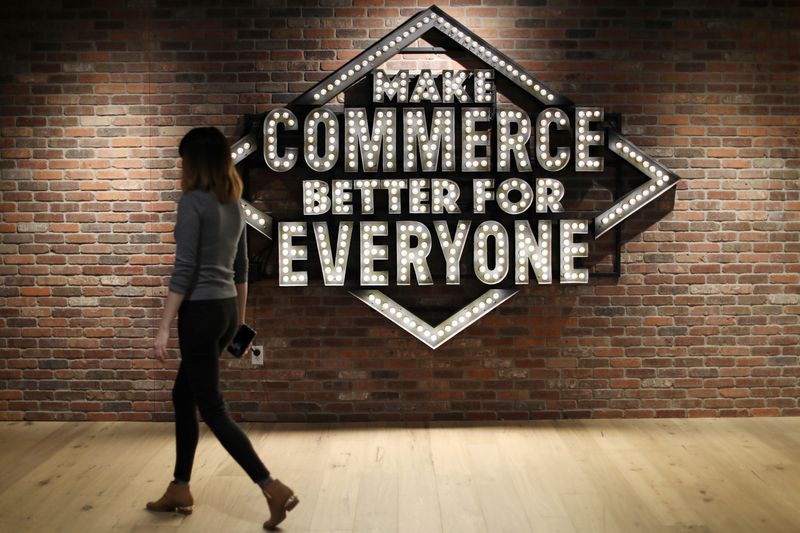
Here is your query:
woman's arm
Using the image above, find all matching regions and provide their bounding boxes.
[236,282,247,325]
[154,290,185,360]
[155,194,198,360]
[232,222,250,355]
[233,221,248,325]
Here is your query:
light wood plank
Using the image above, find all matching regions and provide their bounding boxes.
[397,425,443,533]
[494,424,579,533]
[307,426,368,532]
[0,421,71,493]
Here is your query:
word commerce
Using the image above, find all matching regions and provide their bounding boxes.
[232,7,679,348]
[266,70,601,288]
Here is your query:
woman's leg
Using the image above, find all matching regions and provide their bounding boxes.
[178,298,270,484]
[148,348,197,513]
[172,359,199,483]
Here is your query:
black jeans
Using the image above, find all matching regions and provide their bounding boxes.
[173,297,269,484]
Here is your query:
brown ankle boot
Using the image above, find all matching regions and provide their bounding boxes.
[262,479,299,530]
[146,482,194,515]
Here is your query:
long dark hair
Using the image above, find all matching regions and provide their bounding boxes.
[178,127,243,204]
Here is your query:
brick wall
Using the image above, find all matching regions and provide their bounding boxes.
[1,0,798,422]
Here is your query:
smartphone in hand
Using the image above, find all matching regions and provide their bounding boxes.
[227,324,256,358]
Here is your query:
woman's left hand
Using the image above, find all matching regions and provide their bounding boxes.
[154,327,170,361]
[226,340,252,358]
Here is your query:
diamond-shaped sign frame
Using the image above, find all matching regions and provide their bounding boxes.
[232,5,680,349]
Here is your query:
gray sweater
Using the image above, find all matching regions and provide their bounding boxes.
[168,189,247,300]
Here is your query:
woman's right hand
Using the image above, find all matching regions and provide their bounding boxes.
[154,327,170,361]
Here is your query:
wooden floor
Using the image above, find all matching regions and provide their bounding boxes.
[0,419,799,532]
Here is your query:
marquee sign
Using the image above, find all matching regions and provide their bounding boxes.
[230,6,679,349]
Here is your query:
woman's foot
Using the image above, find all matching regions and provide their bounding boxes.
[262,479,299,530]
[146,482,194,515]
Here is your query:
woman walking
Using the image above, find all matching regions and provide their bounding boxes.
[148,127,298,530]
